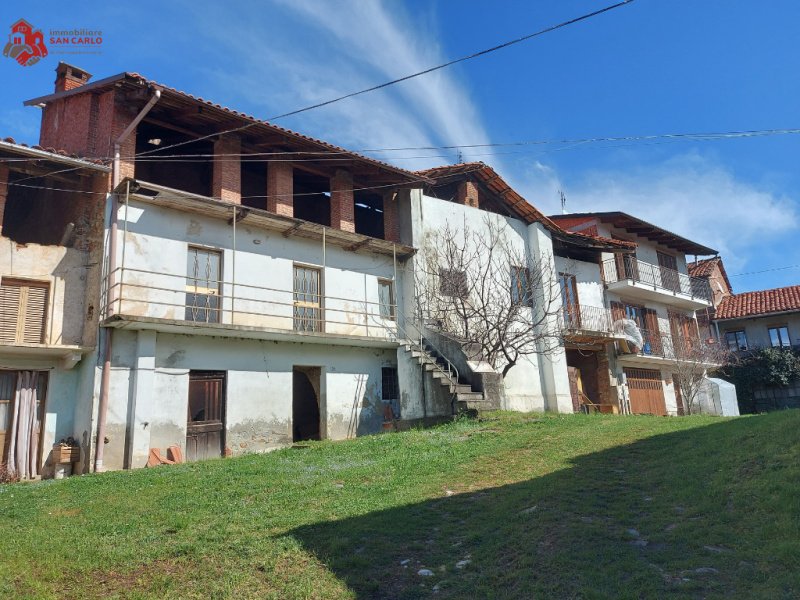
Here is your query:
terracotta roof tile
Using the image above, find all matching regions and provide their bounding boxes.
[1,136,108,165]
[715,285,800,320]
[415,162,635,252]
[688,256,733,294]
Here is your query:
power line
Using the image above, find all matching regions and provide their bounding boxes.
[134,1,636,158]
[729,264,800,277]
[4,127,799,165]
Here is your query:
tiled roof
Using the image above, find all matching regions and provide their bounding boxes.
[0,136,108,166]
[715,285,800,320]
[25,72,428,184]
[415,162,636,252]
[688,256,732,293]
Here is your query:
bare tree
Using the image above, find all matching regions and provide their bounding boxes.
[413,216,564,378]
[666,330,732,414]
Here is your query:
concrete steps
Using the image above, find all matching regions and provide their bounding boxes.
[401,339,487,411]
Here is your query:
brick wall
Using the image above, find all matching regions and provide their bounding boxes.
[330,169,355,232]
[456,180,479,208]
[266,162,293,216]
[55,64,91,92]
[212,134,241,204]
[382,191,399,242]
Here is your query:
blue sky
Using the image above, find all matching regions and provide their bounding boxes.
[1,1,798,292]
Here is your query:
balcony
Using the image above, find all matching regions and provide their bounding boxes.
[602,257,712,309]
[615,326,721,368]
[101,267,399,348]
[560,304,623,345]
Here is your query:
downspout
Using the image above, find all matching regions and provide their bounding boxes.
[95,88,161,472]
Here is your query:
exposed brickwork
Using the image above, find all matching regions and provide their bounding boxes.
[0,163,8,235]
[266,162,293,216]
[330,169,355,232]
[456,180,479,208]
[382,191,399,242]
[55,63,92,93]
[596,349,615,407]
[212,134,241,204]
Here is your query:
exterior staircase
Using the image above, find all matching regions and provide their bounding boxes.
[401,340,490,414]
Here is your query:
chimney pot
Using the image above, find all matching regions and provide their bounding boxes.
[55,62,92,93]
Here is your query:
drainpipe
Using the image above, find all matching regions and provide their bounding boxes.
[95,88,161,472]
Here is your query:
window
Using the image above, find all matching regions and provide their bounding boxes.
[439,269,467,298]
[511,266,533,305]
[558,273,579,326]
[0,278,49,344]
[768,326,791,348]
[293,265,323,332]
[725,330,748,352]
[378,279,395,320]
[185,247,222,323]
[381,367,400,401]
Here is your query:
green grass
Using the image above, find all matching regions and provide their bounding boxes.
[1,411,799,599]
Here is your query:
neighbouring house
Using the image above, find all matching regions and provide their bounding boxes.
[714,284,800,411]
[0,138,108,479]
[551,212,731,416]
[406,163,635,414]
[688,256,733,340]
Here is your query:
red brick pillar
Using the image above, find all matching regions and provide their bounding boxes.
[383,191,399,242]
[212,134,241,203]
[0,163,7,235]
[266,162,293,216]
[456,180,479,208]
[331,169,355,232]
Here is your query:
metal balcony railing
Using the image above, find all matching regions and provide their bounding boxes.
[560,304,616,336]
[602,256,712,303]
[102,267,399,340]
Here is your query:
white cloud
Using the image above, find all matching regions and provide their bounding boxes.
[518,153,798,269]
[185,0,493,170]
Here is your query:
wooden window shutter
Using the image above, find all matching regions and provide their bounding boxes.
[610,301,625,321]
[0,279,49,344]
[644,308,662,354]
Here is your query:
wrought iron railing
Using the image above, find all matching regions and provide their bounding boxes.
[560,304,616,335]
[602,256,712,303]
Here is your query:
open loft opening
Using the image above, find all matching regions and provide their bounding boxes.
[354,190,384,239]
[241,159,267,210]
[425,179,515,218]
[134,120,213,197]
[293,169,331,227]
[2,170,101,247]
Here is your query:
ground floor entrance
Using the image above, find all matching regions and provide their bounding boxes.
[566,348,616,413]
[293,366,321,442]
[624,367,667,415]
[186,371,226,461]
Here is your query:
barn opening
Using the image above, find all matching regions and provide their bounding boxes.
[292,366,321,441]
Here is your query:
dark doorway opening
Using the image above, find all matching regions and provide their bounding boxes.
[186,371,226,461]
[293,367,321,441]
[135,121,213,196]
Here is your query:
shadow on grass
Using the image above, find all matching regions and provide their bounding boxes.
[290,413,800,599]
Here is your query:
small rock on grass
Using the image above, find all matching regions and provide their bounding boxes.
[695,567,719,575]
[418,569,434,577]
[400,559,411,566]
[626,528,640,538]
[455,559,471,569]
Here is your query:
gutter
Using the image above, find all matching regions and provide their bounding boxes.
[0,140,110,171]
[94,88,160,472]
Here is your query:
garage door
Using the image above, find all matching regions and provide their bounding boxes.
[624,368,666,415]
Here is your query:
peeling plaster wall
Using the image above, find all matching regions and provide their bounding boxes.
[115,200,398,339]
[102,330,396,470]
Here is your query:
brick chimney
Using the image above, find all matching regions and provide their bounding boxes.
[55,62,92,92]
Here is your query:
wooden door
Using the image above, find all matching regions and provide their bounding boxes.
[186,371,225,461]
[0,371,47,469]
[625,368,667,415]
[559,273,580,328]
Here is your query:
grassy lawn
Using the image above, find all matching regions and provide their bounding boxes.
[1,411,799,599]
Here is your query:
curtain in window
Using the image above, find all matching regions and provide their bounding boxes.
[6,371,40,479]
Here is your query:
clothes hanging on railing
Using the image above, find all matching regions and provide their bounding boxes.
[6,371,40,479]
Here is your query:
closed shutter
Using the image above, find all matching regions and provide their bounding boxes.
[643,308,662,355]
[610,301,625,322]
[0,280,49,344]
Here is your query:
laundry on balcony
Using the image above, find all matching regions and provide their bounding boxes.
[613,318,643,353]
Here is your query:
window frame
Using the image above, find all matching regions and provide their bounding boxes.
[0,277,50,344]
[185,246,223,324]
[511,265,534,306]
[293,263,324,332]
[768,325,791,349]
[377,278,395,320]
[724,330,748,352]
